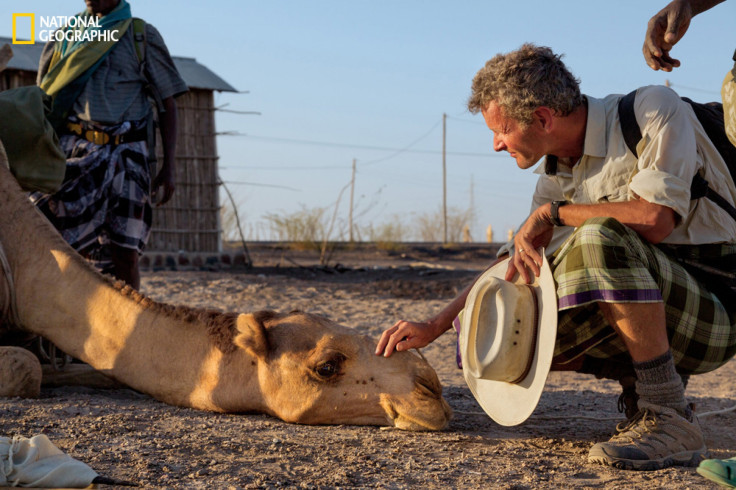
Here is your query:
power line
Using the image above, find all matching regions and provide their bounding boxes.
[359,119,443,166]
[222,133,503,158]
[666,82,721,96]
[447,114,486,126]
[221,180,301,191]
[220,164,346,170]
[217,109,262,115]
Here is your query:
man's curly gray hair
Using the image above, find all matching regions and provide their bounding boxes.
[467,43,583,126]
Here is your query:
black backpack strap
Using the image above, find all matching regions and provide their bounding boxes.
[132,18,165,113]
[690,173,710,200]
[618,90,642,158]
[701,176,736,221]
[618,88,736,221]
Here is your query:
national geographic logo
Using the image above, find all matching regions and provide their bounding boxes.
[11,13,34,44]
[11,13,120,44]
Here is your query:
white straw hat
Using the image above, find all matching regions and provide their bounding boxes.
[459,251,557,426]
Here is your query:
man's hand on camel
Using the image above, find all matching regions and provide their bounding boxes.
[375,319,440,357]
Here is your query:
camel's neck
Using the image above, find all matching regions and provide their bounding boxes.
[0,163,262,412]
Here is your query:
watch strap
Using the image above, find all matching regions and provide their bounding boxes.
[550,200,569,226]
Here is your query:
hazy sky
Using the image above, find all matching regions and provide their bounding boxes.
[4,1,736,242]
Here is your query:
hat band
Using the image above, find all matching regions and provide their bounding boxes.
[508,285,540,385]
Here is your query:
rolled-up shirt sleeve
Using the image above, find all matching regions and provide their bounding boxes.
[628,86,700,220]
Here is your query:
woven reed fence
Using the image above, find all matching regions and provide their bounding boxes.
[148,88,221,253]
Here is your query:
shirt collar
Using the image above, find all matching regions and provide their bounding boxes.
[544,95,606,175]
[582,94,607,159]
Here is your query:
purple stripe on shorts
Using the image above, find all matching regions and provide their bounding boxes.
[558,288,663,309]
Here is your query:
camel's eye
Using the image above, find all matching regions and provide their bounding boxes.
[314,354,345,379]
[316,361,338,378]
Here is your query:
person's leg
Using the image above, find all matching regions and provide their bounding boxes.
[550,218,734,470]
[106,141,151,292]
[110,243,140,290]
[587,301,705,470]
[598,302,668,361]
[598,302,689,414]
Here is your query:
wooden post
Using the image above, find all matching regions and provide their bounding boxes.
[349,158,356,242]
[0,44,13,73]
[442,113,447,243]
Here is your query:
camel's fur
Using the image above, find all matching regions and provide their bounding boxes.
[0,346,41,398]
[0,143,450,430]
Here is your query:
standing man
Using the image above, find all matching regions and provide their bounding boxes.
[32,0,188,289]
[376,44,736,471]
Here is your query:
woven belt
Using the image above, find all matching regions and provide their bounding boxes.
[66,122,147,145]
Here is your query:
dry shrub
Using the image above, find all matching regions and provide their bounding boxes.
[416,207,474,242]
[263,205,328,250]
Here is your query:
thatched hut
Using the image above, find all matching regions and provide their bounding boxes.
[0,37,237,255]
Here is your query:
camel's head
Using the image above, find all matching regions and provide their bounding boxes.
[218,310,451,431]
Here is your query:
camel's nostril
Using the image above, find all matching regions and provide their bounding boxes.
[415,375,441,400]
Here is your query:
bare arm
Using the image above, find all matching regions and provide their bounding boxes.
[643,0,726,71]
[375,256,506,357]
[511,198,676,283]
[376,198,675,356]
[151,96,178,205]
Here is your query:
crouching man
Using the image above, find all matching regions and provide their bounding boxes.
[377,43,736,470]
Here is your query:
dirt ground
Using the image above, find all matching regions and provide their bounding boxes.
[1,244,735,489]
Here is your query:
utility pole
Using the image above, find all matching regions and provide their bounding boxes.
[349,158,356,242]
[442,113,447,243]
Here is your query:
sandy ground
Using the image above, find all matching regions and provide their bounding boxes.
[1,244,735,489]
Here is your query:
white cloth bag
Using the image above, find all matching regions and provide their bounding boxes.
[0,434,97,488]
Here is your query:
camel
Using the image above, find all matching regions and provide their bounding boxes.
[0,142,451,431]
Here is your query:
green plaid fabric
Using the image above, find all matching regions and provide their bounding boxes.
[551,217,736,375]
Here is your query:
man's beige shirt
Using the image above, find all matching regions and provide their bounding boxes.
[502,85,736,256]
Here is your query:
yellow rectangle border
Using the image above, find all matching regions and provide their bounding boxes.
[12,13,35,44]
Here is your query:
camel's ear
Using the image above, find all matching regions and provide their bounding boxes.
[234,313,270,362]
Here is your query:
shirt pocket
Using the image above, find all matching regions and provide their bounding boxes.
[580,156,634,203]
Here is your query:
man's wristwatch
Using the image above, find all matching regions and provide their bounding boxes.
[550,200,569,226]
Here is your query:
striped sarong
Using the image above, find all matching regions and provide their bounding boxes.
[550,217,736,375]
[29,119,152,273]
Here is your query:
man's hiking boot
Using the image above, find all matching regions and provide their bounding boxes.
[588,401,707,470]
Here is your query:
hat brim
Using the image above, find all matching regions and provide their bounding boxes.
[461,251,557,426]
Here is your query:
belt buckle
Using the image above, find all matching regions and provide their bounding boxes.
[66,122,83,136]
[86,130,109,145]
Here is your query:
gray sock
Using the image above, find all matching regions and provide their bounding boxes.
[634,350,691,418]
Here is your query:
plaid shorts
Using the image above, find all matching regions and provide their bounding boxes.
[551,217,736,375]
[30,119,152,271]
